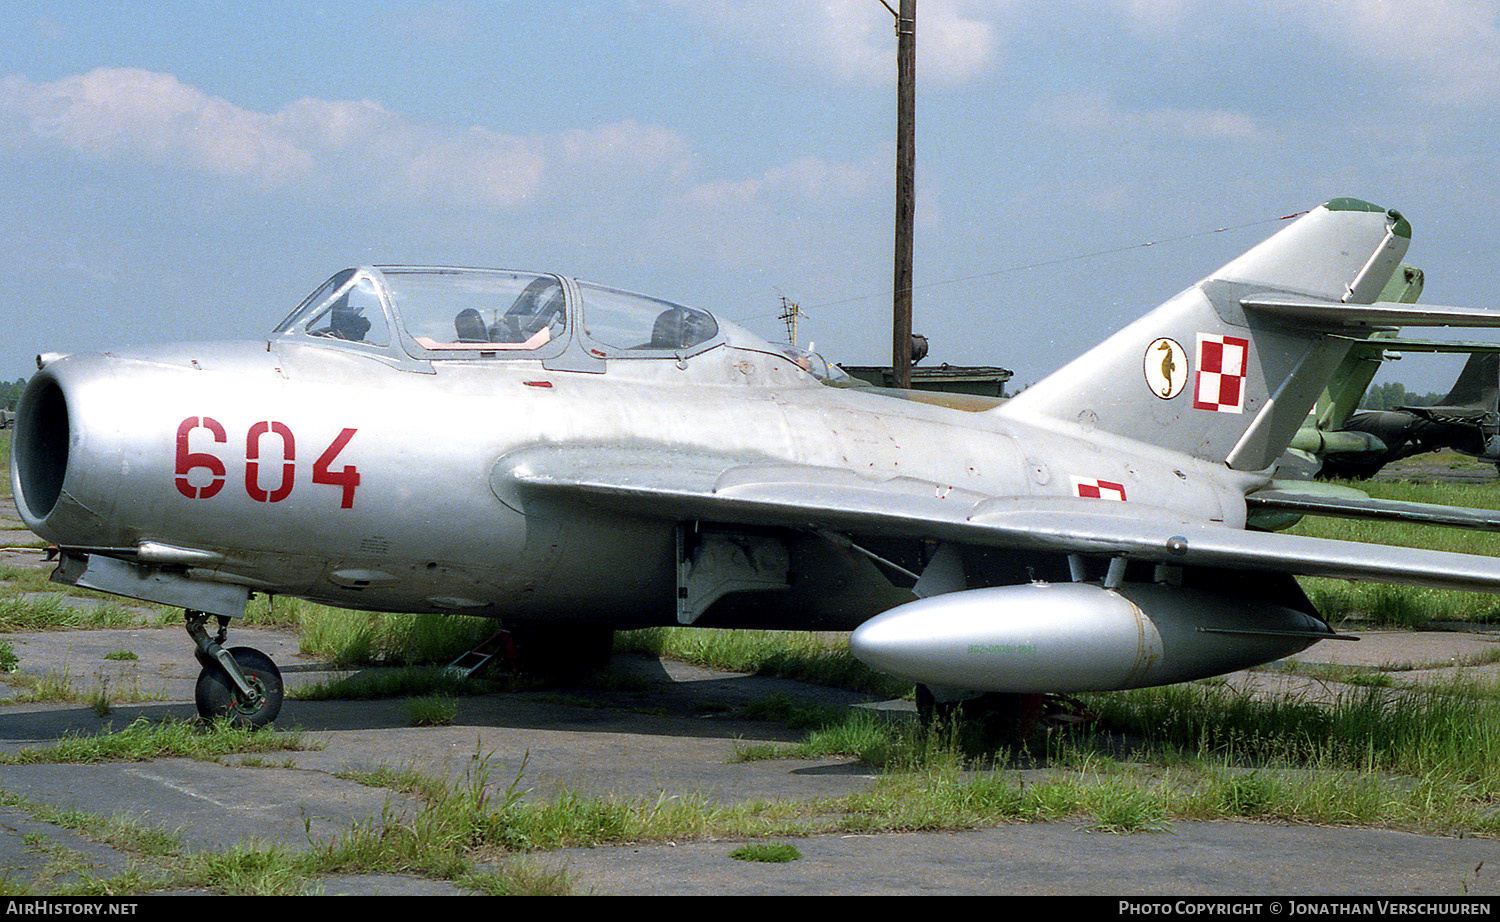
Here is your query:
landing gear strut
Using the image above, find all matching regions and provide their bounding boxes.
[916,686,1044,736]
[186,611,283,728]
[915,685,1095,751]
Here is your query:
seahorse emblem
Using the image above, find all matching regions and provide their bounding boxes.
[1156,340,1176,397]
[1144,338,1186,399]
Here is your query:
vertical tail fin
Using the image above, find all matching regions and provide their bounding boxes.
[999,199,1413,471]
[1435,351,1500,411]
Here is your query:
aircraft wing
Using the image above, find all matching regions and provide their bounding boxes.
[497,447,1500,594]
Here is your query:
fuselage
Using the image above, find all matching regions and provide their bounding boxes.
[11,266,1258,631]
[12,338,1250,622]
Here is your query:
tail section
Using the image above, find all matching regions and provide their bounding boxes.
[1310,261,1421,433]
[1000,199,1440,471]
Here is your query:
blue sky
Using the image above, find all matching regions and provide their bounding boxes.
[3,1,1500,393]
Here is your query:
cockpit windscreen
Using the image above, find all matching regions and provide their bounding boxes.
[275,269,391,347]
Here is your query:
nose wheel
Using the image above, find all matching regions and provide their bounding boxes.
[186,612,283,728]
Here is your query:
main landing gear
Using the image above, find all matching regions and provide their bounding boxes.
[915,685,1095,749]
[186,611,283,729]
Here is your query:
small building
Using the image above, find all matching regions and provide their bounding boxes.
[837,363,1013,398]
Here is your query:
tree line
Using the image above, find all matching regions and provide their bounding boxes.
[1359,381,1448,410]
[2,378,25,410]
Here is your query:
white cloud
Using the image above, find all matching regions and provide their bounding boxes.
[1305,0,1500,105]
[665,144,891,266]
[0,68,314,185]
[557,120,697,184]
[660,0,1006,85]
[0,66,894,266]
[1035,92,1265,142]
[0,69,723,212]
[1106,0,1500,106]
[0,68,559,206]
[684,144,887,209]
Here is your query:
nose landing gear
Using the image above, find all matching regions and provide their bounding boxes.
[186,611,283,729]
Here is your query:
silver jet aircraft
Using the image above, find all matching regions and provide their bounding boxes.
[13,198,1500,728]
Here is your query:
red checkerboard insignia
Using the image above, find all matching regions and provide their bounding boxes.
[1193,333,1250,414]
[1072,477,1127,501]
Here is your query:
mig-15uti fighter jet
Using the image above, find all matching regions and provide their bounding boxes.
[14,198,1500,729]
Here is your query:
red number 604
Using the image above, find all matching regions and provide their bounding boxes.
[175,417,359,508]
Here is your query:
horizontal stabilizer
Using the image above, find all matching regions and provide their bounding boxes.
[1348,337,1500,355]
[1246,487,1500,531]
[1244,296,1500,329]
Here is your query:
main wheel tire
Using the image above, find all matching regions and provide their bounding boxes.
[195,646,283,729]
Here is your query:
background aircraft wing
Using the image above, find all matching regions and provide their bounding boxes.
[497,447,1500,594]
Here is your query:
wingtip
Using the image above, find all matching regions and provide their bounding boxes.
[1322,197,1411,239]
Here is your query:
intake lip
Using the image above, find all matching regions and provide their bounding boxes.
[11,370,70,527]
[11,355,128,547]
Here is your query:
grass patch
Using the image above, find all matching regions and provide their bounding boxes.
[406,695,458,727]
[730,842,801,862]
[618,627,910,697]
[14,678,1500,895]
[1081,679,1500,787]
[0,595,164,632]
[294,602,497,667]
[0,717,307,765]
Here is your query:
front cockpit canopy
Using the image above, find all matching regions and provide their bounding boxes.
[275,268,570,358]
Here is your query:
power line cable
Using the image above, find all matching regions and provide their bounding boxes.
[798,209,1309,313]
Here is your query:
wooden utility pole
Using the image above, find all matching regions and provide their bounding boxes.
[888,0,916,389]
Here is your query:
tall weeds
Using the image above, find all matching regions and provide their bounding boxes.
[1083,679,1500,788]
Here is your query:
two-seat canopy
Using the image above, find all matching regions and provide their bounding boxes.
[273,267,725,364]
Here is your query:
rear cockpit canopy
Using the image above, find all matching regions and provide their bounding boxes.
[274,266,740,366]
[575,281,718,353]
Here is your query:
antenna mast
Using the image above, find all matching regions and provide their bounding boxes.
[779,297,802,349]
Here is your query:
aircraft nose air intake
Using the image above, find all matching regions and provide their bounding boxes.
[10,358,127,547]
[11,372,71,525]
